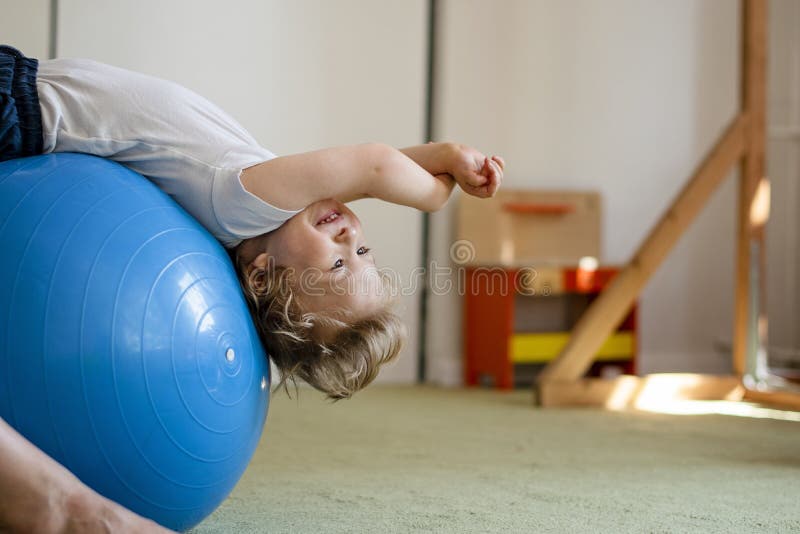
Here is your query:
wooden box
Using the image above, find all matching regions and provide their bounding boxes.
[457,189,601,266]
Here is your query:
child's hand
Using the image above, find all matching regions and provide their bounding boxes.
[449,145,504,198]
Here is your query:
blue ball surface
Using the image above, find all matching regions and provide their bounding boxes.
[0,154,269,531]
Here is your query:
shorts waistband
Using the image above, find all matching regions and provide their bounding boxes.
[0,45,44,161]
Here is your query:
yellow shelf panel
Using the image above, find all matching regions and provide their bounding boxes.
[510,331,634,363]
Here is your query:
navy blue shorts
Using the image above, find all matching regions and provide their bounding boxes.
[0,45,43,162]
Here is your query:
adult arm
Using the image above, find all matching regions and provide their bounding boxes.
[0,417,172,533]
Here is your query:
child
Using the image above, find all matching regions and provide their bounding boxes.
[0,45,504,400]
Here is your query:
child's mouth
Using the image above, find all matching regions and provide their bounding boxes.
[316,210,341,225]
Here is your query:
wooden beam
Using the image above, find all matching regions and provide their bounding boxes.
[731,2,800,414]
[537,374,744,410]
[734,0,768,376]
[538,115,747,383]
[537,376,642,410]
[743,388,800,411]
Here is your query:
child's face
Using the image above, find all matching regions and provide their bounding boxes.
[254,198,384,319]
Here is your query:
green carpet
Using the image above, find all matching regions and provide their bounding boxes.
[189,386,800,533]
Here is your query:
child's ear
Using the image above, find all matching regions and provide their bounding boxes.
[248,252,270,275]
[243,252,272,293]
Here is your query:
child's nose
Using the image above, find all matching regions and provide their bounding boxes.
[334,226,355,242]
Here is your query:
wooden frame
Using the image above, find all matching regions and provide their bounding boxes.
[536,0,800,411]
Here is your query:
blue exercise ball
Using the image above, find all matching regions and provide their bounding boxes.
[0,154,269,532]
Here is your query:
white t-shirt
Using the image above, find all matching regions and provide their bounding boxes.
[36,58,300,248]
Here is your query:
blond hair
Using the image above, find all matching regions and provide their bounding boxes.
[235,254,405,400]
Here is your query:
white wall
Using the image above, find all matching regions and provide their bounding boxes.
[54,0,428,383]
[428,0,742,383]
[0,0,50,57]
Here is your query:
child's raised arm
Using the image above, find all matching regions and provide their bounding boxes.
[399,143,504,199]
[240,142,503,213]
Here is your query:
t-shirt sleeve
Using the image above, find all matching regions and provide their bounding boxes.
[212,166,301,248]
[36,58,301,249]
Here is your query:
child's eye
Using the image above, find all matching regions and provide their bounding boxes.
[332,248,370,270]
